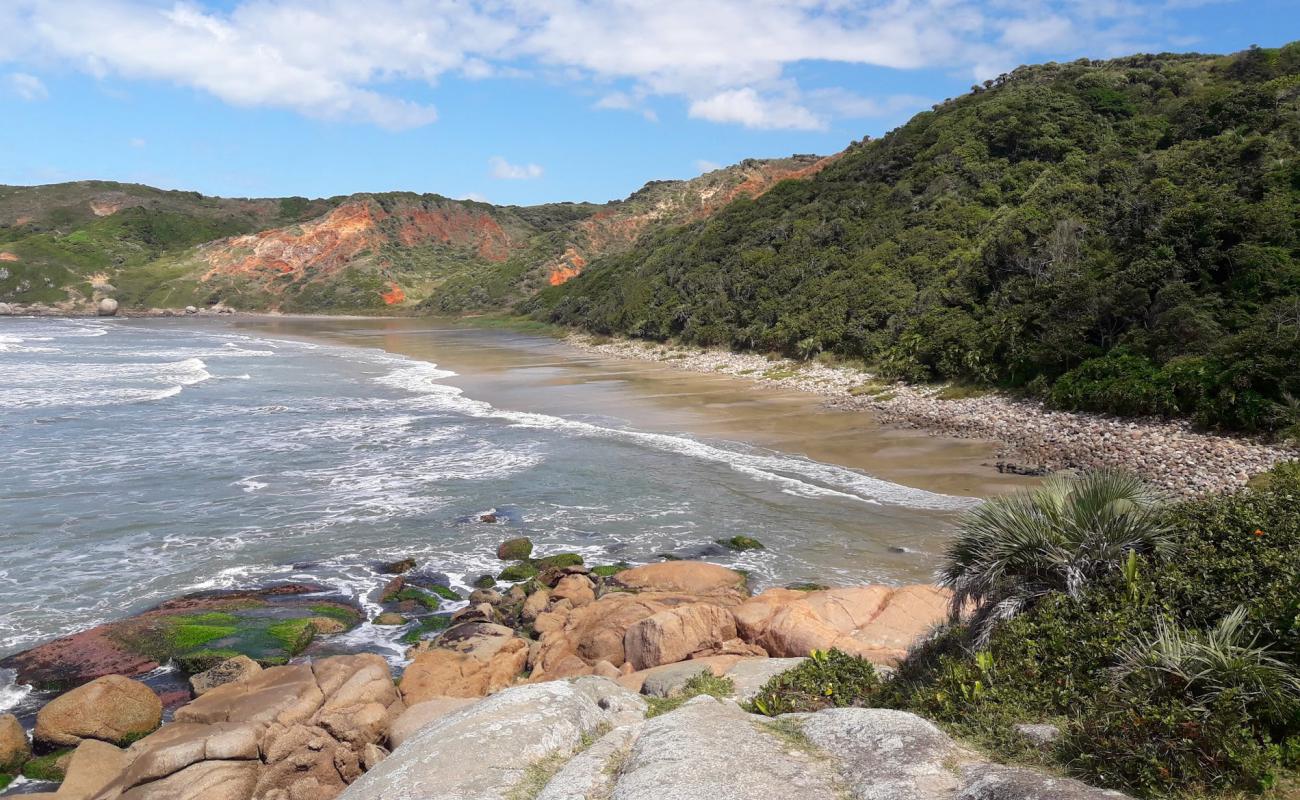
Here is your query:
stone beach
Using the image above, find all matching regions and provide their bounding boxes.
[568,334,1297,497]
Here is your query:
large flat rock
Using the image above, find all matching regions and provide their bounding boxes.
[339,677,646,800]
[791,707,974,800]
[610,696,842,800]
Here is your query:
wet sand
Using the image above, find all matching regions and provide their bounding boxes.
[226,316,1036,500]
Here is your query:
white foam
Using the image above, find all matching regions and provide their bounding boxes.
[0,669,31,714]
[375,361,976,511]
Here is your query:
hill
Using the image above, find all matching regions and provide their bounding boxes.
[0,155,832,314]
[529,43,1300,435]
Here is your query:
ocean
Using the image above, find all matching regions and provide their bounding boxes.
[0,316,980,712]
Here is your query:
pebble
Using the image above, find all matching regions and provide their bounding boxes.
[570,334,1298,497]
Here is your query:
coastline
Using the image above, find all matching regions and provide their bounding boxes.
[6,303,1293,496]
[565,333,1297,497]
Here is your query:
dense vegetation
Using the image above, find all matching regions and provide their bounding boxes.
[530,43,1300,435]
[750,463,1300,798]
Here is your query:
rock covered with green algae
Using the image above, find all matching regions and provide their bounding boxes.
[0,584,363,690]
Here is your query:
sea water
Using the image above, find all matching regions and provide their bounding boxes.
[0,316,976,708]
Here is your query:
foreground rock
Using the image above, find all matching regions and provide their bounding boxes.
[0,714,28,776]
[340,678,646,800]
[734,584,949,664]
[339,676,1130,800]
[0,584,362,690]
[85,654,402,800]
[613,695,842,800]
[34,675,162,747]
[400,623,529,701]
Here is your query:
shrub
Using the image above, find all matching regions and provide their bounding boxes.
[1049,351,1178,417]
[747,649,883,716]
[941,471,1173,643]
[645,671,735,718]
[1063,692,1279,796]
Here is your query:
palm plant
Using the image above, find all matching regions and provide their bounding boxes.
[940,470,1174,644]
[1113,607,1300,723]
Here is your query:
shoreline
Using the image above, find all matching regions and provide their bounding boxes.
[565,333,1297,497]
[5,305,1294,496]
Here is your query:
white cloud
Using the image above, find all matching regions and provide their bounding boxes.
[0,0,1215,130]
[8,72,48,101]
[488,156,543,180]
[689,88,824,131]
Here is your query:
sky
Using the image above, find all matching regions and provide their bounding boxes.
[0,0,1295,207]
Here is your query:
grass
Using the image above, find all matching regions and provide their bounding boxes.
[645,672,735,718]
[22,750,72,782]
[505,724,611,800]
[935,383,993,400]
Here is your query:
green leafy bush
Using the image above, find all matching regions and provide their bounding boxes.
[747,649,883,716]
[1049,352,1178,417]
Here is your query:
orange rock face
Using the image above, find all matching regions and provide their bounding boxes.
[0,252,18,262]
[733,584,950,666]
[199,199,517,303]
[547,247,587,286]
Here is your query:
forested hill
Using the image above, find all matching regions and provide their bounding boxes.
[528,43,1300,435]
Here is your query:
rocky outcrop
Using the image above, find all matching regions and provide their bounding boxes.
[344,677,1130,800]
[0,584,361,690]
[400,623,529,701]
[610,562,748,597]
[339,678,646,800]
[622,603,741,670]
[734,584,949,664]
[78,654,403,800]
[34,675,163,747]
[190,656,262,697]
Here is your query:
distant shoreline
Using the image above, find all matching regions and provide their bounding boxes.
[5,306,1294,495]
[566,333,1298,498]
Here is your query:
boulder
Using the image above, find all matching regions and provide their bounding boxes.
[496,538,533,561]
[339,678,645,800]
[791,707,974,800]
[174,663,322,727]
[188,656,262,697]
[957,763,1133,799]
[0,303,13,316]
[0,713,29,770]
[184,305,198,314]
[0,584,360,690]
[610,695,841,800]
[107,721,261,791]
[722,657,806,702]
[387,698,478,748]
[116,759,260,800]
[622,604,737,670]
[611,562,747,597]
[378,558,416,575]
[56,739,128,800]
[630,656,742,698]
[521,587,550,621]
[550,575,595,608]
[734,584,948,664]
[97,298,119,317]
[401,624,529,701]
[35,675,163,747]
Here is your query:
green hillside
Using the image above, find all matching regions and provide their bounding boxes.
[529,44,1300,435]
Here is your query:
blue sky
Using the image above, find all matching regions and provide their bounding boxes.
[0,1,1295,206]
